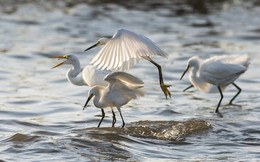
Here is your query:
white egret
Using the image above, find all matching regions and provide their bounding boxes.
[50,55,110,87]
[84,28,171,99]
[180,54,250,113]
[83,71,144,128]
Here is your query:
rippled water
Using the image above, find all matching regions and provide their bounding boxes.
[1,0,260,161]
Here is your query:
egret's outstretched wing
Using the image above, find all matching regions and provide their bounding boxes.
[203,61,246,76]
[202,54,249,78]
[104,72,144,100]
[201,59,248,85]
[90,29,168,71]
[104,71,143,85]
[207,54,250,68]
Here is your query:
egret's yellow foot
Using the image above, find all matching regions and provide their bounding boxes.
[160,84,171,99]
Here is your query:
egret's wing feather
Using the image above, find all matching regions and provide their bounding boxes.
[104,72,144,100]
[108,42,120,70]
[91,29,168,71]
[91,43,109,66]
[203,54,249,76]
[201,60,247,85]
[104,71,144,85]
[108,80,144,100]
[203,62,246,78]
[222,54,250,68]
[208,54,250,67]
[97,44,112,70]
[102,44,116,70]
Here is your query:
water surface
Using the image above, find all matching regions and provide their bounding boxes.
[0,0,260,161]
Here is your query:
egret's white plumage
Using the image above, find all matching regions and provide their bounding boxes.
[180,54,250,113]
[85,28,171,98]
[200,55,249,86]
[83,71,144,128]
[50,55,109,87]
[87,29,168,71]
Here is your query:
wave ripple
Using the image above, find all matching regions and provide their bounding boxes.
[124,119,212,140]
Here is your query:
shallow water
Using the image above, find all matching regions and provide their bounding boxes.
[0,0,260,161]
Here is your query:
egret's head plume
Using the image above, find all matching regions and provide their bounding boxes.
[97,38,109,45]
[84,37,109,51]
[187,56,200,68]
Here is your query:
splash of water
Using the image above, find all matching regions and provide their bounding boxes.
[124,119,212,140]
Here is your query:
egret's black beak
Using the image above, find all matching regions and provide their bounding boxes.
[84,43,98,51]
[180,65,190,80]
[83,94,94,110]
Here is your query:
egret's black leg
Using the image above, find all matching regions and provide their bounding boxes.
[183,85,194,92]
[97,109,105,128]
[143,56,171,99]
[117,107,125,128]
[111,108,116,127]
[216,86,224,113]
[228,83,241,105]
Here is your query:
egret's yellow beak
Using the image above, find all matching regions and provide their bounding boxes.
[49,55,68,69]
[83,94,94,110]
[84,42,99,51]
[180,65,190,80]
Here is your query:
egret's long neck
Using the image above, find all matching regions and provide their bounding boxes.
[189,63,210,92]
[66,59,86,86]
[93,87,109,108]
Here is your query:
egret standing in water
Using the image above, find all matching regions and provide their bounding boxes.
[180,54,250,113]
[84,28,171,99]
[50,55,110,87]
[83,71,144,128]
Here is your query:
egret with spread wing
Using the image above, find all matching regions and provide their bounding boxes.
[50,55,110,87]
[180,54,250,113]
[83,71,144,128]
[85,28,171,99]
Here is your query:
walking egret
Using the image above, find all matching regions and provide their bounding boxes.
[180,54,250,113]
[50,55,110,87]
[84,28,171,99]
[83,71,144,128]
